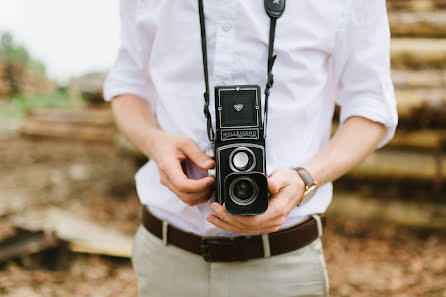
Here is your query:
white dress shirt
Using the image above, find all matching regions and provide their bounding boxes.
[104,0,398,237]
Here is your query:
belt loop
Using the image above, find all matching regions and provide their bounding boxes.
[261,233,271,258]
[139,204,144,221]
[162,221,169,246]
[311,214,323,237]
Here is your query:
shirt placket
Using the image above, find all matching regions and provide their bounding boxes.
[205,1,238,234]
[212,0,236,87]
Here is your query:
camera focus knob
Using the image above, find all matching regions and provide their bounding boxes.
[208,168,216,178]
[205,147,215,159]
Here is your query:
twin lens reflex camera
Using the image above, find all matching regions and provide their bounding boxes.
[206,86,268,216]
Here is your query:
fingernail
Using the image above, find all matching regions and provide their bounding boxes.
[205,160,214,167]
[210,204,217,212]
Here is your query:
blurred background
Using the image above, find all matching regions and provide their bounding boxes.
[0,1,445,297]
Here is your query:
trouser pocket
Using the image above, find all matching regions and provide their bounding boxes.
[312,239,330,297]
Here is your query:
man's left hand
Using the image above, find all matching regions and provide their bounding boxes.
[207,168,306,234]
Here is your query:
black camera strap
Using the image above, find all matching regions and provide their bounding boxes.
[198,0,285,141]
[263,0,285,137]
[198,0,214,141]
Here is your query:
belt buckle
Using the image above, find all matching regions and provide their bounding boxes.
[200,236,235,262]
[200,238,211,262]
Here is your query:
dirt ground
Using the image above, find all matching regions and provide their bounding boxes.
[0,136,445,297]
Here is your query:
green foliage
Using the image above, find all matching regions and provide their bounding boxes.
[0,90,84,120]
[0,32,46,76]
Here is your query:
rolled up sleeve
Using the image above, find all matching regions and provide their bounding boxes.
[333,0,398,148]
[103,0,154,108]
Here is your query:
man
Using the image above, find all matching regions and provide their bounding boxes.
[104,0,397,296]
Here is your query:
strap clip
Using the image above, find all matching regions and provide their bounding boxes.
[264,0,286,19]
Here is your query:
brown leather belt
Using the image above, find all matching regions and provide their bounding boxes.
[141,205,326,262]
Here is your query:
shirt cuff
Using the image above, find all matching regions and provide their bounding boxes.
[103,72,152,105]
[339,95,398,149]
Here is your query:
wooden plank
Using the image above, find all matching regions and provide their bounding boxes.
[388,128,446,150]
[12,208,133,258]
[392,69,446,89]
[349,150,446,181]
[388,0,446,12]
[20,120,115,142]
[27,108,114,126]
[329,192,446,230]
[391,38,446,69]
[0,231,60,262]
[389,11,446,37]
[395,88,446,125]
[332,124,446,150]
[335,87,446,127]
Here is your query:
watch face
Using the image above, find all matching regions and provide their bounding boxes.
[300,185,317,206]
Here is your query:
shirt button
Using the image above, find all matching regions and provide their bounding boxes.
[223,23,231,31]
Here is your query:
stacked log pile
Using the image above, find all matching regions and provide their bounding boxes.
[0,57,56,99]
[0,58,11,98]
[331,3,446,226]
[20,108,115,142]
[67,72,108,105]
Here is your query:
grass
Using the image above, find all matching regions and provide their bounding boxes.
[0,90,84,120]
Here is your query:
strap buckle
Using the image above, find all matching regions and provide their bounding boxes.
[203,92,210,117]
[266,72,274,89]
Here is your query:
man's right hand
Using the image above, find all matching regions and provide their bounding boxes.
[147,130,215,206]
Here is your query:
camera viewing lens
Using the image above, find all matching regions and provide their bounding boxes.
[233,151,250,170]
[229,176,259,206]
[229,147,256,172]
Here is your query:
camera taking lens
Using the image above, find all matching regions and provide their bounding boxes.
[229,176,259,206]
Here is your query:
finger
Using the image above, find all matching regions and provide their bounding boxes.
[206,214,245,233]
[207,215,281,234]
[160,172,212,205]
[181,138,214,170]
[266,189,295,221]
[210,203,248,229]
[163,160,214,193]
[268,169,290,195]
[211,203,276,231]
[192,187,214,204]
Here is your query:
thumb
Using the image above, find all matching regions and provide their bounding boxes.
[182,138,214,170]
[267,169,288,195]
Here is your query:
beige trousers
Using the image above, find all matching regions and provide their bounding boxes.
[132,225,329,297]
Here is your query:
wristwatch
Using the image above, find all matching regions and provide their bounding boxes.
[295,167,318,206]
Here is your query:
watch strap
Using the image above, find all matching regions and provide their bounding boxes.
[295,167,316,188]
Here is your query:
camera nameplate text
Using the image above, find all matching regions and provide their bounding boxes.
[221,129,260,141]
